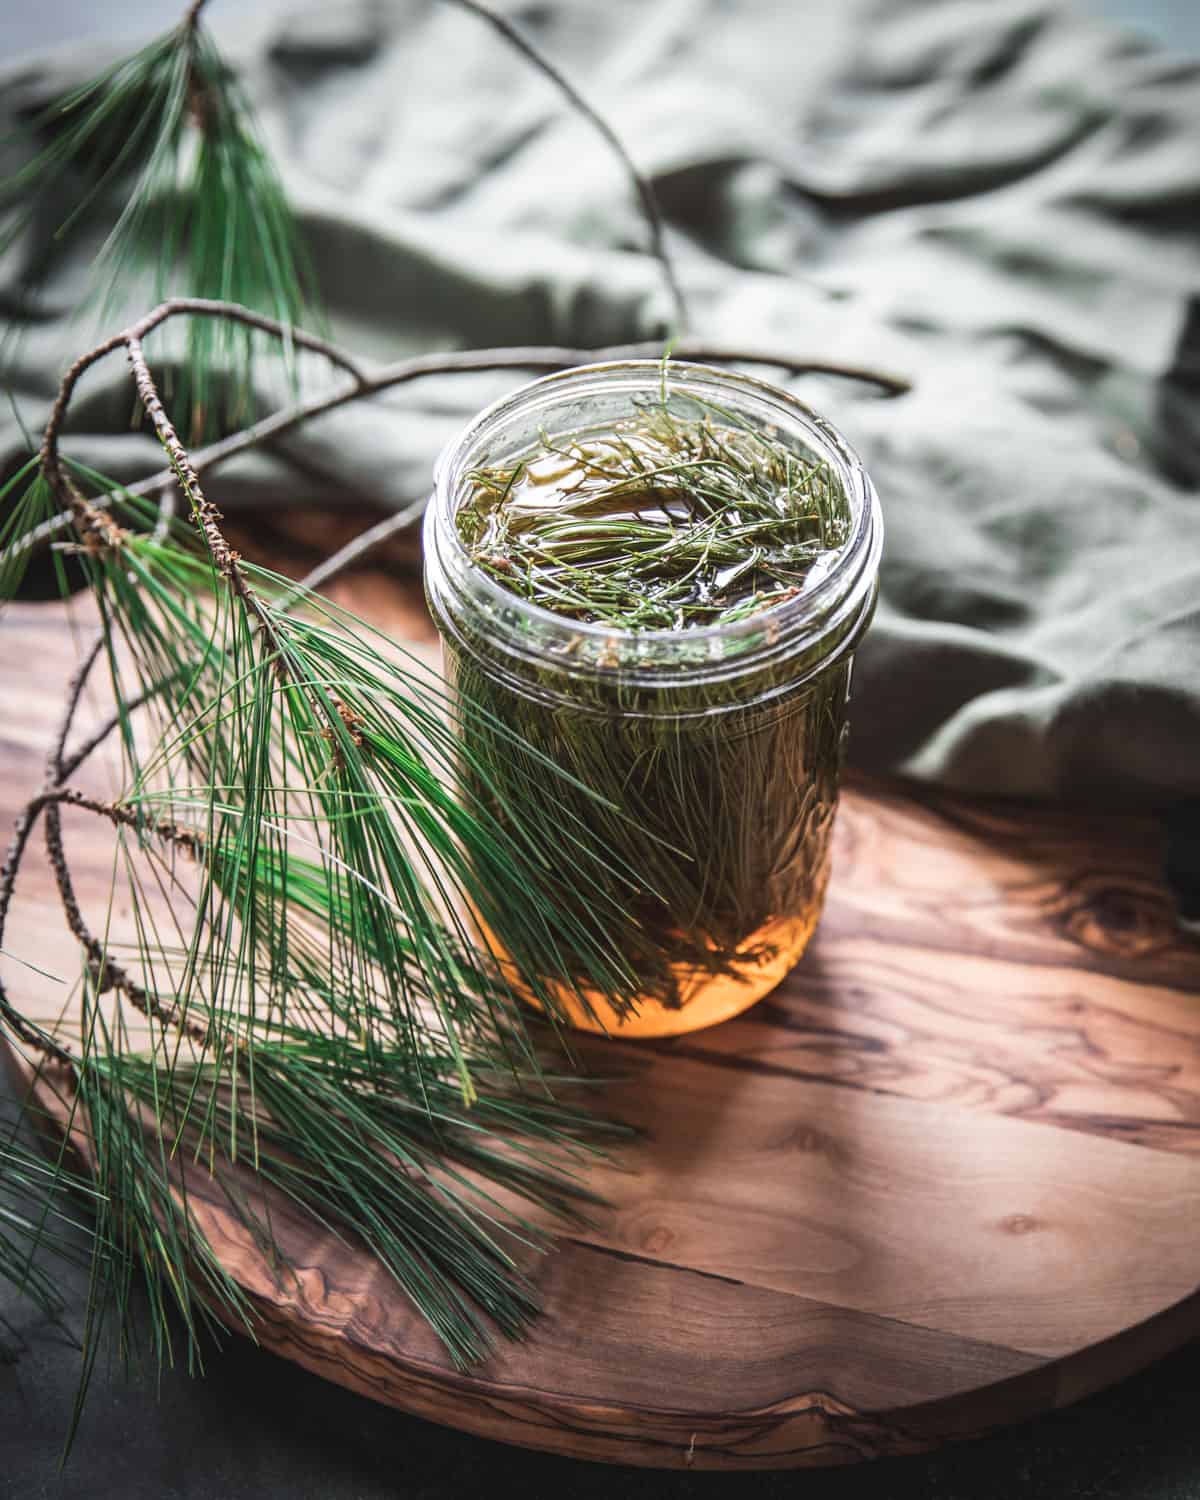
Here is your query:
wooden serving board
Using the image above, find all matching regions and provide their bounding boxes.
[3,587,1200,1471]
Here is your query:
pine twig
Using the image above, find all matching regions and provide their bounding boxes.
[11,299,908,568]
[446,0,687,332]
[42,790,209,1045]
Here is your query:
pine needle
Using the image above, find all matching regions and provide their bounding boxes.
[0,1115,106,1361]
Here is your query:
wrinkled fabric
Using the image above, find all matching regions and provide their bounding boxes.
[2,0,1198,807]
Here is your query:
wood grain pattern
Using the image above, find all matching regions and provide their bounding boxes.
[2,568,1199,1470]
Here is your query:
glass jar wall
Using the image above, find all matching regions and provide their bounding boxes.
[424,361,882,1038]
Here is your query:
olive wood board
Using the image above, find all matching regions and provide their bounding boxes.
[3,591,1200,1472]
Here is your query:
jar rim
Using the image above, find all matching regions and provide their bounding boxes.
[426,360,882,694]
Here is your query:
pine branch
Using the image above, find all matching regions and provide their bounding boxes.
[0,300,658,1415]
[1,1,316,436]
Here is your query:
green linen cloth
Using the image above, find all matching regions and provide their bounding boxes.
[2,0,1197,807]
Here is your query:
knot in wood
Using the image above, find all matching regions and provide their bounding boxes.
[640,1224,675,1255]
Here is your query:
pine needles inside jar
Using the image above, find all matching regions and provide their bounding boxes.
[444,383,857,1023]
[458,393,852,632]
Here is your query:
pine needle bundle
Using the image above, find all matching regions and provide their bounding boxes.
[0,322,647,1429]
[2,2,313,435]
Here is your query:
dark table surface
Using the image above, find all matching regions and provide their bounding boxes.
[4,1,1200,1495]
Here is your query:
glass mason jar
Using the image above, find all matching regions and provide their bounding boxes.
[424,361,882,1038]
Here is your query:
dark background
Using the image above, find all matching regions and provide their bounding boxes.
[3,2,1199,1496]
